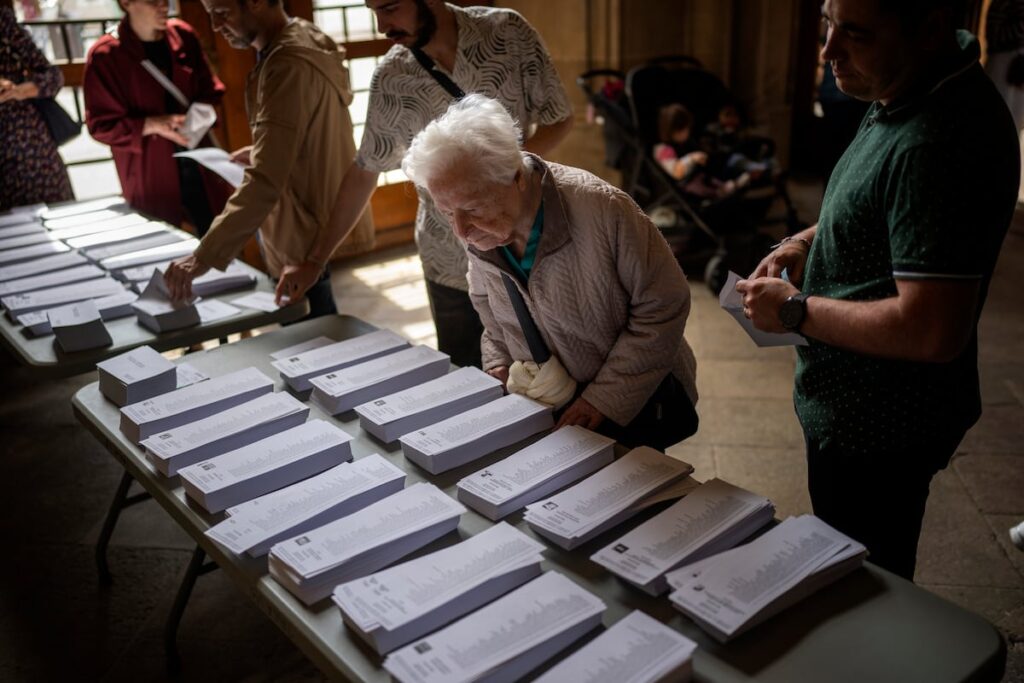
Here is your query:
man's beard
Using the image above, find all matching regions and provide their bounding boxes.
[411,0,437,49]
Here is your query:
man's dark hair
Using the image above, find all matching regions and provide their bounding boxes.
[658,103,693,144]
[236,0,282,8]
[877,0,966,33]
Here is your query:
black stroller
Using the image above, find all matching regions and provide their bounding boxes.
[578,56,801,293]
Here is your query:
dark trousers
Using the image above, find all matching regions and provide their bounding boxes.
[424,278,483,369]
[176,157,215,238]
[281,270,336,325]
[595,374,699,451]
[804,432,960,581]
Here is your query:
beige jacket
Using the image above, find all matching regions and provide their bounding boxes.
[468,156,698,427]
[195,19,373,276]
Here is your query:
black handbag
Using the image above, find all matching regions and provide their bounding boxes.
[31,97,82,146]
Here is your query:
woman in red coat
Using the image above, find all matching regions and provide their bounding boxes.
[83,0,231,234]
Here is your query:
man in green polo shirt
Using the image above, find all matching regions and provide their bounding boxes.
[736,0,1018,580]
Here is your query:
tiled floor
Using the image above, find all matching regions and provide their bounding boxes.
[0,182,1020,681]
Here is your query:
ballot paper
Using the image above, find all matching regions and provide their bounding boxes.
[591,478,775,595]
[119,366,274,443]
[2,277,125,320]
[142,392,310,476]
[719,271,808,347]
[81,231,183,264]
[97,345,176,406]
[40,196,126,221]
[334,522,546,654]
[457,426,616,521]
[131,270,200,332]
[48,299,112,352]
[524,447,694,550]
[207,453,405,557]
[533,610,697,683]
[383,571,606,683]
[175,362,208,388]
[99,238,199,271]
[268,483,465,605]
[0,221,46,238]
[0,231,60,251]
[355,367,504,444]
[272,329,410,393]
[666,515,868,642]
[46,212,149,241]
[179,419,353,513]
[230,291,278,312]
[113,261,173,284]
[42,207,126,230]
[0,240,71,266]
[196,299,241,323]
[309,345,451,416]
[180,102,217,149]
[66,221,168,251]
[17,291,138,336]
[400,393,554,475]
[268,335,335,361]
[0,264,105,297]
[174,148,245,188]
[0,208,44,228]
[0,251,87,282]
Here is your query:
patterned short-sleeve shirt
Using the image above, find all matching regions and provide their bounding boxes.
[356,4,572,290]
[794,32,1019,455]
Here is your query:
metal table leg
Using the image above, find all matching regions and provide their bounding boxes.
[164,543,218,674]
[95,469,152,584]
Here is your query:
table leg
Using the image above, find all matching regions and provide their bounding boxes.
[164,543,219,674]
[95,469,152,584]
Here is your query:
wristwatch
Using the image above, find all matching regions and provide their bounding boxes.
[779,293,809,331]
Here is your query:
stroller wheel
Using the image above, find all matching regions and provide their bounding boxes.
[704,253,729,296]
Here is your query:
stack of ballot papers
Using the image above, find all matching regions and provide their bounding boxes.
[383,571,606,683]
[0,231,60,251]
[82,231,183,264]
[333,523,546,654]
[119,366,274,442]
[268,335,335,361]
[355,367,504,443]
[126,262,255,296]
[665,514,868,642]
[99,238,198,271]
[0,251,87,282]
[48,299,112,352]
[0,263,105,297]
[131,270,200,332]
[0,240,70,266]
[0,221,45,239]
[46,212,148,241]
[457,426,615,520]
[112,261,172,284]
[97,345,176,406]
[2,277,125,321]
[533,610,697,683]
[41,202,126,225]
[178,419,353,513]
[18,291,137,335]
[67,221,169,251]
[206,454,405,557]
[524,447,695,550]
[309,345,450,415]
[271,329,409,393]
[591,478,775,595]
[400,393,553,475]
[268,483,465,605]
[142,391,310,476]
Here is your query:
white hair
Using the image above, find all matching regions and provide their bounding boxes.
[402,94,529,190]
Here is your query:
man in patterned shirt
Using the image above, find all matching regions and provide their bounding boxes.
[287,0,573,367]
[736,0,1018,579]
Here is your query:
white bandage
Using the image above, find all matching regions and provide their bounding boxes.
[506,355,576,410]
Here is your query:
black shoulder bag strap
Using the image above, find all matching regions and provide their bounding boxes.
[410,47,466,100]
[500,273,551,364]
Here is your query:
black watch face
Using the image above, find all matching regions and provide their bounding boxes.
[779,298,803,330]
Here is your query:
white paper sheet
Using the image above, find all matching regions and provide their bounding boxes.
[719,271,808,347]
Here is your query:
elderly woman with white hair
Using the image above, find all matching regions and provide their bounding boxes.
[402,95,698,449]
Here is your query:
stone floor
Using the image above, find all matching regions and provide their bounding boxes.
[0,182,1021,681]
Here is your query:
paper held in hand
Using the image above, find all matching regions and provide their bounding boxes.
[719,270,808,347]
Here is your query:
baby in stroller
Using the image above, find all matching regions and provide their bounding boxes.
[703,102,778,184]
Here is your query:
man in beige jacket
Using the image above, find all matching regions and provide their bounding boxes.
[164,0,372,317]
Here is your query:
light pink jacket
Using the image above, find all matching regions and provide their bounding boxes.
[468,156,698,426]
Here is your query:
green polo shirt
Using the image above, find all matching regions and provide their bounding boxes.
[794,32,1019,455]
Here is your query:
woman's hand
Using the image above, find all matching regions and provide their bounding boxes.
[143,114,188,146]
[555,396,605,430]
[164,254,210,301]
[486,365,509,387]
[0,79,39,103]
[274,261,324,306]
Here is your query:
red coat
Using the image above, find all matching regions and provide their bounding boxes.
[84,18,231,227]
